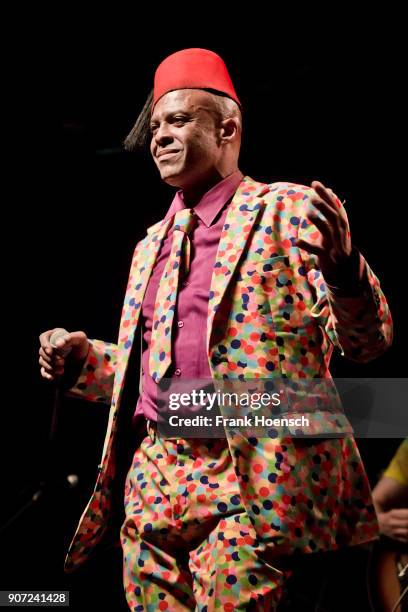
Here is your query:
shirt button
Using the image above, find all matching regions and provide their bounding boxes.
[177,321,184,328]
[174,368,182,376]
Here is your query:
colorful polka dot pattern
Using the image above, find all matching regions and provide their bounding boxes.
[121,427,288,610]
[149,208,197,383]
[64,176,392,575]
[206,181,392,384]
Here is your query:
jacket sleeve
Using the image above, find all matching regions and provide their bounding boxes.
[65,338,118,404]
[297,191,393,363]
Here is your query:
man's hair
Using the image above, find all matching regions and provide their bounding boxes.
[123,89,242,152]
[123,89,154,151]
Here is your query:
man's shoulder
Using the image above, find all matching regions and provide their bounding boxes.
[243,176,314,209]
[256,178,313,199]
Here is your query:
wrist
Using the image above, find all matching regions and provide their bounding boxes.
[72,339,90,362]
[323,246,362,295]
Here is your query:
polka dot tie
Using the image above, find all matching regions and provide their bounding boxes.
[149,208,197,382]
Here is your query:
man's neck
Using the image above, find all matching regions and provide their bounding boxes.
[182,169,239,207]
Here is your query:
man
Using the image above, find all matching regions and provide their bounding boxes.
[39,49,393,610]
[371,441,408,610]
[373,439,408,543]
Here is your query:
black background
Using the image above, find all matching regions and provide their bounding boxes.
[2,8,406,610]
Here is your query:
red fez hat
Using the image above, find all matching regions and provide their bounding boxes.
[153,48,241,108]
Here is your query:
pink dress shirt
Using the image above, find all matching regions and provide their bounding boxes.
[134,170,244,421]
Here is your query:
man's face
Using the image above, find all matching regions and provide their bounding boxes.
[150,89,221,190]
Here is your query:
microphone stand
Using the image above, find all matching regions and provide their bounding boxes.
[0,376,79,535]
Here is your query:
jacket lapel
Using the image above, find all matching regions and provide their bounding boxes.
[110,175,271,397]
[206,176,270,351]
[113,216,173,400]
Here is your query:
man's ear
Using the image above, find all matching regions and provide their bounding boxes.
[219,117,239,143]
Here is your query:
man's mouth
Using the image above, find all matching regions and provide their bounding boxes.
[157,149,180,160]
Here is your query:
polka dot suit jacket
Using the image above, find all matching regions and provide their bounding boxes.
[63,176,393,573]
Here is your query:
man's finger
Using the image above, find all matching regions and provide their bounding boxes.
[309,196,339,226]
[307,213,334,242]
[390,509,408,519]
[54,331,87,348]
[39,357,52,371]
[393,528,408,539]
[39,347,52,362]
[311,180,341,211]
[40,338,53,352]
[41,367,54,380]
[295,239,324,257]
[390,518,408,529]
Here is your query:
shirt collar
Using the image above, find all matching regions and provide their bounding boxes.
[164,170,244,228]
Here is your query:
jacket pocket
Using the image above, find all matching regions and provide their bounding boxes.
[238,255,288,280]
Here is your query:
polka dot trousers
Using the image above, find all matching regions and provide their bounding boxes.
[120,422,288,611]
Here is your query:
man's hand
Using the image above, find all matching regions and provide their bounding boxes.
[39,329,89,381]
[295,180,353,283]
[377,508,408,543]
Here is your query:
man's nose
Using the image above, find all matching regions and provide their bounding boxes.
[154,123,173,146]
